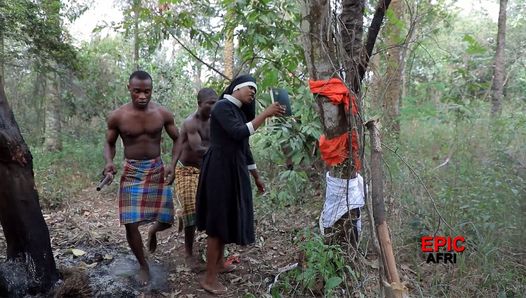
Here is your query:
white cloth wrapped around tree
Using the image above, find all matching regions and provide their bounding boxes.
[321,172,365,229]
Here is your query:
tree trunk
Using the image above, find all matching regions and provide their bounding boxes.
[43,73,62,151]
[0,11,4,88]
[383,0,403,136]
[0,80,59,297]
[224,7,235,80]
[341,0,365,93]
[366,120,405,297]
[490,0,507,116]
[193,63,202,93]
[133,0,141,69]
[42,0,62,151]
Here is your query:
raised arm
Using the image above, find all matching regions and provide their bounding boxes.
[213,101,284,140]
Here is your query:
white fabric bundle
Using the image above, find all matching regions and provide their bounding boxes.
[321,172,365,229]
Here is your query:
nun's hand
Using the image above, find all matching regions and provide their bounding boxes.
[264,102,286,117]
[255,176,266,194]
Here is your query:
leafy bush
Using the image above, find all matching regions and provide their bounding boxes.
[271,230,352,297]
[32,137,119,208]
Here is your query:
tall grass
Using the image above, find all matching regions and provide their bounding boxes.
[31,137,122,208]
[387,101,526,296]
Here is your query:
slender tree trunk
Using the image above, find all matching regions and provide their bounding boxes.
[193,63,202,93]
[43,73,62,151]
[0,12,4,88]
[369,53,383,111]
[224,7,235,80]
[366,120,405,297]
[383,0,403,136]
[133,0,141,69]
[42,0,62,151]
[490,0,507,116]
[0,80,59,297]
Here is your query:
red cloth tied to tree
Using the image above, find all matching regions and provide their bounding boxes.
[309,78,361,170]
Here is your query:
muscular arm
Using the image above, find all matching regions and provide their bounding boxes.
[185,120,207,156]
[103,111,119,176]
[162,108,180,173]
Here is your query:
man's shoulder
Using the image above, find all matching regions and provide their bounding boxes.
[108,103,129,119]
[183,114,200,131]
[151,102,173,118]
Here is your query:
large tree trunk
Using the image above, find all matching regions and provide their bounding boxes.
[490,0,507,116]
[383,0,403,136]
[302,0,403,293]
[0,80,59,297]
[301,0,347,137]
[43,73,62,151]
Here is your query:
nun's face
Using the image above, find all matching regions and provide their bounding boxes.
[235,86,257,104]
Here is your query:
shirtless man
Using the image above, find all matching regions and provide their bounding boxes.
[103,70,179,284]
[174,88,217,265]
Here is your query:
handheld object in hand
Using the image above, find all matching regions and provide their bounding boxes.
[270,88,292,116]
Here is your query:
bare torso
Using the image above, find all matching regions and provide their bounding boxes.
[112,102,166,160]
[179,113,211,168]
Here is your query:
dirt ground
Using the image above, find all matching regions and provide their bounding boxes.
[0,186,320,297]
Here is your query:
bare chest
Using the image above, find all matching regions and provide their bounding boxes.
[198,121,211,141]
[118,111,164,138]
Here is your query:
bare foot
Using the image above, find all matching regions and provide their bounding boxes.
[199,278,227,295]
[147,231,157,253]
[218,263,236,274]
[186,256,206,273]
[136,267,150,286]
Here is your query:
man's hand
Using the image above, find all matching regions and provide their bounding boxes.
[255,176,266,194]
[103,163,117,185]
[165,166,175,185]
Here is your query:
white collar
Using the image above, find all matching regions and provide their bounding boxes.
[224,94,242,108]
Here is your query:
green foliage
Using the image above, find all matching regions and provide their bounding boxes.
[388,101,526,297]
[272,230,352,297]
[32,138,115,208]
[1,0,80,72]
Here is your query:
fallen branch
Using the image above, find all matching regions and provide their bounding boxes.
[266,263,299,293]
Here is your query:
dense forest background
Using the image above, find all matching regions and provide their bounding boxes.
[1,0,525,296]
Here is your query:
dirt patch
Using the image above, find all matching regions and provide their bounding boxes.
[0,187,315,297]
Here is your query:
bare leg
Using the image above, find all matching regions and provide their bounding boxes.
[147,221,171,253]
[125,223,150,285]
[216,242,235,273]
[199,236,227,295]
[184,225,196,258]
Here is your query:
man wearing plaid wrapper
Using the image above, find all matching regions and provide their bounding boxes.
[102,70,180,285]
[173,88,217,266]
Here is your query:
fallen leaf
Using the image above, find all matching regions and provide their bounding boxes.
[71,248,86,257]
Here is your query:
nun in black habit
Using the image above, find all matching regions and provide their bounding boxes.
[196,74,285,295]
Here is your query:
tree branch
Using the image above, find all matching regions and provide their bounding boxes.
[359,0,392,83]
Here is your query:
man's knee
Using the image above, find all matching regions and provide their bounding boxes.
[125,223,140,234]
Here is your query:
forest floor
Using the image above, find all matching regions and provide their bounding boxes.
[0,186,326,297]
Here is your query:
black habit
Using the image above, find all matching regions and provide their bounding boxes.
[195,97,256,245]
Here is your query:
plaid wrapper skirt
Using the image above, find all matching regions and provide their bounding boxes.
[119,157,174,225]
[174,165,200,228]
